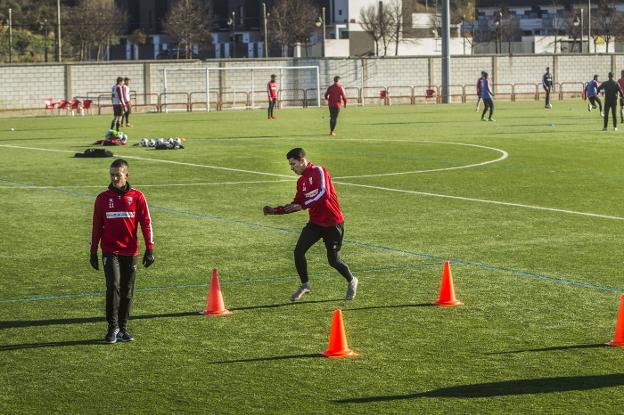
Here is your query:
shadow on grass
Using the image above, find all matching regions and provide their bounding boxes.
[0,300,340,329]
[487,343,607,354]
[334,374,624,403]
[210,353,323,364]
[342,303,435,312]
[0,339,105,351]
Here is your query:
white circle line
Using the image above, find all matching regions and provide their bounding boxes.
[333,141,508,179]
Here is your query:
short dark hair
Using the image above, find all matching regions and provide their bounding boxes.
[110,159,129,169]
[334,76,340,82]
[286,148,306,160]
[270,74,276,79]
[124,77,130,82]
[608,71,614,79]
[116,77,123,83]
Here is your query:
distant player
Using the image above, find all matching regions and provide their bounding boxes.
[618,70,624,123]
[542,67,553,108]
[597,71,623,131]
[263,147,358,302]
[480,72,495,122]
[110,77,126,131]
[585,75,603,116]
[476,71,485,111]
[324,76,348,136]
[267,74,278,119]
[122,77,132,127]
[90,159,154,344]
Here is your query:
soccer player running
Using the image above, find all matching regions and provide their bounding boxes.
[475,71,485,111]
[597,71,623,131]
[267,74,278,119]
[585,74,603,116]
[324,76,347,136]
[91,159,155,344]
[542,67,553,108]
[110,77,127,131]
[618,70,624,123]
[122,77,132,127]
[480,72,495,122]
[263,147,358,302]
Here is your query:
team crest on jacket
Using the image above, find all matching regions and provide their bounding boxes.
[126,196,133,205]
[108,198,114,208]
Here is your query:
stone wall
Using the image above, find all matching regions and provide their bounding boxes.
[1,54,621,111]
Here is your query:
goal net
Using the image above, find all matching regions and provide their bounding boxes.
[161,66,321,112]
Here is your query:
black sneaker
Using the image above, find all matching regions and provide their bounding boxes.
[104,327,119,344]
[117,330,135,342]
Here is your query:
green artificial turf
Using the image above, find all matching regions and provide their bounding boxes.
[1,102,624,414]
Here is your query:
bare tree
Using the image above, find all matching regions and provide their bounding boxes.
[64,0,126,61]
[359,2,393,56]
[162,0,214,59]
[591,0,620,52]
[269,0,318,57]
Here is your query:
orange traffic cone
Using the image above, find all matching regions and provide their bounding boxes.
[200,268,231,316]
[322,309,357,358]
[608,295,624,346]
[433,261,463,306]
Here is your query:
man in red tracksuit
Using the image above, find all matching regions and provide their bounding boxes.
[263,147,358,302]
[324,75,348,136]
[91,159,154,344]
[267,74,278,119]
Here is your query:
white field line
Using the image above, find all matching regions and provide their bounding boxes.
[0,179,294,189]
[2,143,622,221]
[333,141,508,179]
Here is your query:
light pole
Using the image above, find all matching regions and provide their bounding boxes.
[588,0,592,53]
[227,11,236,58]
[315,7,326,57]
[8,8,12,64]
[56,0,62,62]
[573,10,584,53]
[262,3,269,58]
[494,13,501,54]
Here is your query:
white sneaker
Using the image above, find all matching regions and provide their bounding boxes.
[615,127,619,131]
[601,112,605,117]
[345,277,359,300]
[602,127,608,131]
[588,104,592,112]
[289,282,311,302]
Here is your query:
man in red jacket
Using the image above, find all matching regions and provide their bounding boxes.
[267,74,278,119]
[263,147,358,302]
[91,159,154,344]
[324,75,348,136]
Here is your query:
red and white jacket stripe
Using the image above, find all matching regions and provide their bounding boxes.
[91,186,154,256]
[274,162,344,227]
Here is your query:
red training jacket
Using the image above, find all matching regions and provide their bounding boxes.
[267,81,278,99]
[325,83,348,108]
[91,187,154,256]
[275,162,344,227]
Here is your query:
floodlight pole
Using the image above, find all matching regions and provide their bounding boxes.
[8,8,12,64]
[56,0,62,62]
[262,3,269,58]
[441,0,451,103]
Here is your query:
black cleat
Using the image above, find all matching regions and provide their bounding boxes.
[117,330,135,342]
[104,327,119,344]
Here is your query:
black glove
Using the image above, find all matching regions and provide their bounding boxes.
[142,249,155,268]
[90,252,99,270]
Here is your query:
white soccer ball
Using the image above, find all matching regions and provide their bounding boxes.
[140,138,148,146]
[168,137,175,144]
[148,139,155,147]
[120,133,128,142]
[174,138,182,146]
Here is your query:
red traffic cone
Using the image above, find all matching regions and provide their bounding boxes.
[434,261,463,306]
[322,309,357,358]
[608,295,624,346]
[200,268,231,316]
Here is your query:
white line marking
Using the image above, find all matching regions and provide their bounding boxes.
[2,143,622,221]
[333,141,508,179]
[0,179,294,190]
[334,181,624,221]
